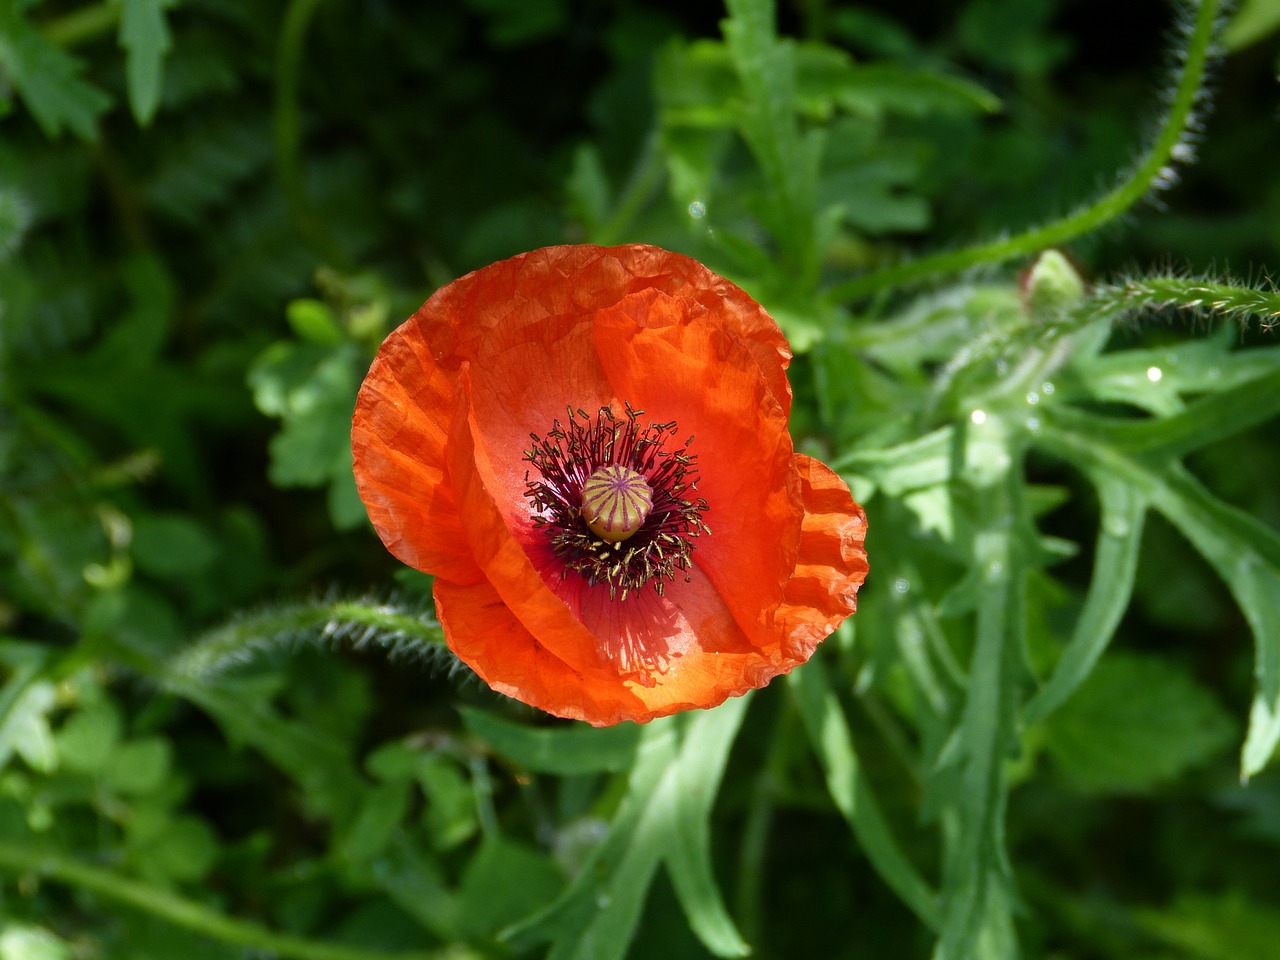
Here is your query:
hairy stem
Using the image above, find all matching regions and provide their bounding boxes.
[824,0,1221,305]
[173,598,448,680]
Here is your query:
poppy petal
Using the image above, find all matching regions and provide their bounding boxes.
[351,325,482,584]
[443,370,608,677]
[772,455,869,660]
[591,287,804,641]
[433,577,651,726]
[352,243,868,726]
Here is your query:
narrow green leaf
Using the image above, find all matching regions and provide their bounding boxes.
[1224,0,1280,50]
[1056,369,1280,462]
[788,658,939,928]
[836,426,955,493]
[1037,414,1280,779]
[504,705,749,960]
[661,698,751,958]
[461,707,640,775]
[1136,890,1280,960]
[1024,475,1146,724]
[833,65,1000,118]
[501,721,677,958]
[935,468,1028,960]
[117,0,173,126]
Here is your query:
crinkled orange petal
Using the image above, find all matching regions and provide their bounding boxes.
[771,455,869,661]
[433,578,651,726]
[591,288,803,646]
[351,243,868,726]
[443,371,782,725]
[351,322,482,585]
[443,369,607,677]
[413,244,793,414]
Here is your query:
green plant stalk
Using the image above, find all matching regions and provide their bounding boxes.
[935,465,1028,960]
[275,0,345,264]
[172,598,448,679]
[40,2,122,47]
[0,842,472,960]
[1080,275,1280,330]
[595,126,666,246]
[823,0,1221,305]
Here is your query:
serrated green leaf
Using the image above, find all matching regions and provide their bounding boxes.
[1043,652,1235,792]
[0,2,111,139]
[117,0,173,126]
[1025,475,1146,724]
[247,341,359,489]
[722,0,820,276]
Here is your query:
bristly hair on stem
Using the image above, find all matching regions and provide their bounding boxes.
[822,0,1225,306]
[170,592,459,685]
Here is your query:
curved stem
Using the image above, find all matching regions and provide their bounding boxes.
[0,842,472,960]
[172,598,448,679]
[824,0,1221,305]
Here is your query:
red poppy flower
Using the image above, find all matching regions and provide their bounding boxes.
[351,244,867,726]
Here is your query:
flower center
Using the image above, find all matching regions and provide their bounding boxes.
[523,404,710,600]
[580,465,652,542]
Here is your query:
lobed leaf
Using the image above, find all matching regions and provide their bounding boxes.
[117,0,174,126]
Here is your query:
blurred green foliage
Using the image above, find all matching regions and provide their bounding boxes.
[3,0,1280,958]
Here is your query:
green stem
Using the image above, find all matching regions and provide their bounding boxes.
[1079,275,1280,331]
[935,462,1028,960]
[173,598,448,679]
[0,842,470,960]
[40,3,121,47]
[274,0,345,263]
[823,0,1221,305]
[595,127,665,246]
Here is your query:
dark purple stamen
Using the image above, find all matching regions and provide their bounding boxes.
[524,403,710,600]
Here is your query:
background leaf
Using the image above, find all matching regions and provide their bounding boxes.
[1043,652,1236,793]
